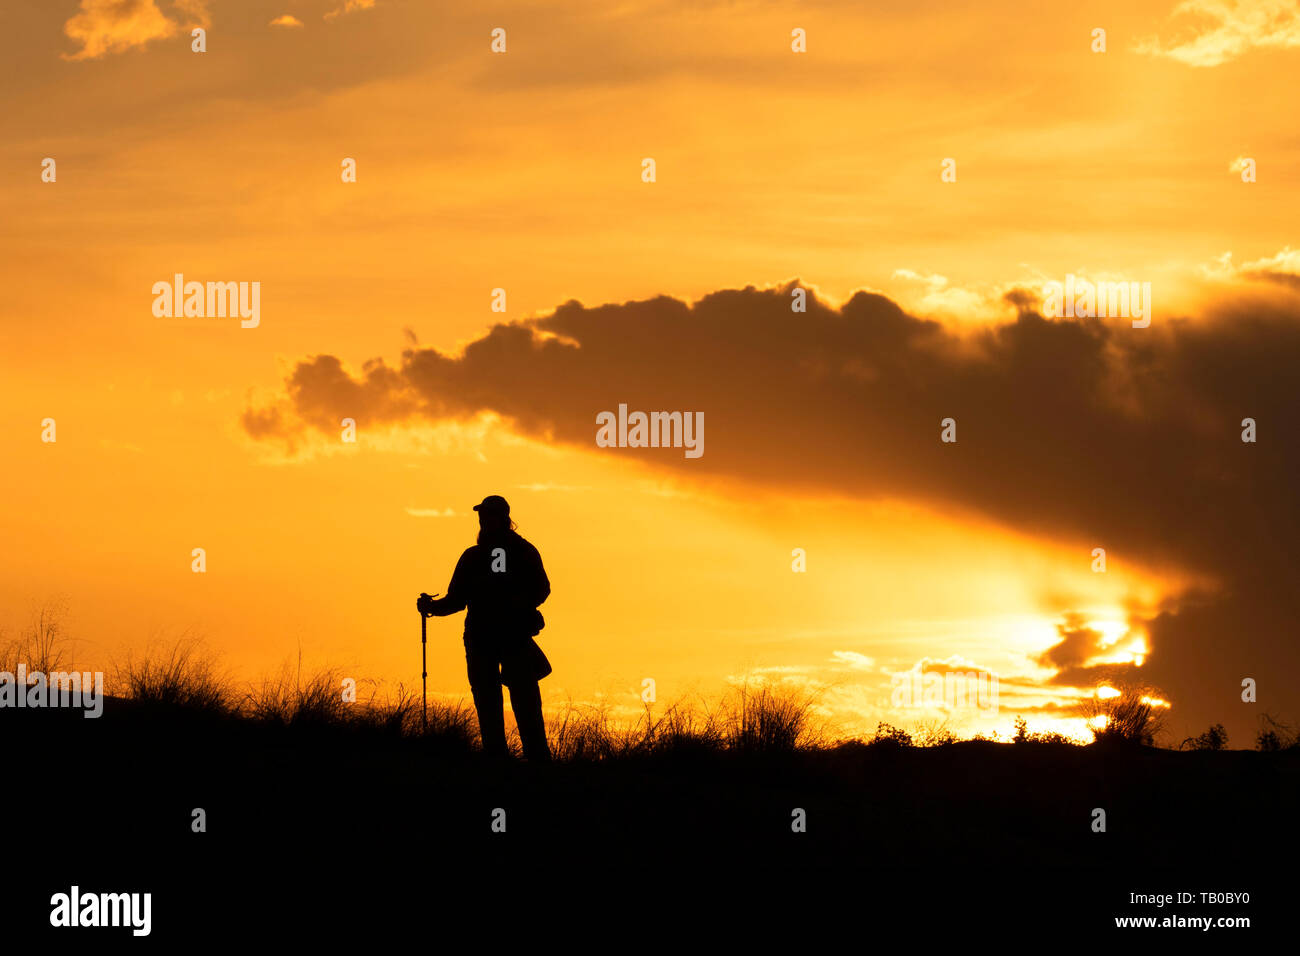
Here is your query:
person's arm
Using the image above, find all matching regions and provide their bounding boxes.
[529,545,550,608]
[424,550,472,616]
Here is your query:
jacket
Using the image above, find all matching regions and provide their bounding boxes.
[425,531,550,641]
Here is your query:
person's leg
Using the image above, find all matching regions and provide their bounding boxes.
[465,639,507,756]
[470,681,507,756]
[506,680,551,762]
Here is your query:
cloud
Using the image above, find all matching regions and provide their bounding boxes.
[1239,247,1300,289]
[63,0,175,61]
[243,280,1300,740]
[405,507,458,518]
[830,651,876,671]
[889,269,998,320]
[270,14,305,29]
[62,0,208,61]
[171,0,210,23]
[1200,247,1300,291]
[891,655,995,677]
[1036,614,1108,671]
[1034,612,1150,689]
[325,0,377,21]
[1136,0,1300,67]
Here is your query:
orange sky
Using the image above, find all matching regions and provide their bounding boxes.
[2,0,1298,744]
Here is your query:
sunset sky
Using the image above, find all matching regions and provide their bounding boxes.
[2,0,1298,745]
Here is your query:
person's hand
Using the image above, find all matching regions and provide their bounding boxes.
[416,592,439,616]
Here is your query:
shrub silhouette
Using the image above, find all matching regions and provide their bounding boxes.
[0,598,74,676]
[1180,723,1229,751]
[914,718,956,747]
[1255,714,1295,752]
[1014,715,1029,743]
[1013,715,1073,745]
[869,721,913,749]
[1257,729,1282,752]
[1086,685,1166,746]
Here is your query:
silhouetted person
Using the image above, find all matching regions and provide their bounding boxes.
[417,495,552,762]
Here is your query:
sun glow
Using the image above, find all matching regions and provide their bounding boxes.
[1087,619,1149,667]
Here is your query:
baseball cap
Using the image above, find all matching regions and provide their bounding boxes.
[473,495,510,516]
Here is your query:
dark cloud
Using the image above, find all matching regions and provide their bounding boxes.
[244,282,1300,742]
[1036,613,1106,671]
[1244,269,1300,291]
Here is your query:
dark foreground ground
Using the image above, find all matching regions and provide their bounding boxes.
[4,697,1295,942]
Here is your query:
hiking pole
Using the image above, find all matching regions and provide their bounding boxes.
[418,593,440,734]
[421,611,427,734]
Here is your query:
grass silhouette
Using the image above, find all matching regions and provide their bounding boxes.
[116,637,231,715]
[6,638,1300,907]
[61,642,1299,759]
